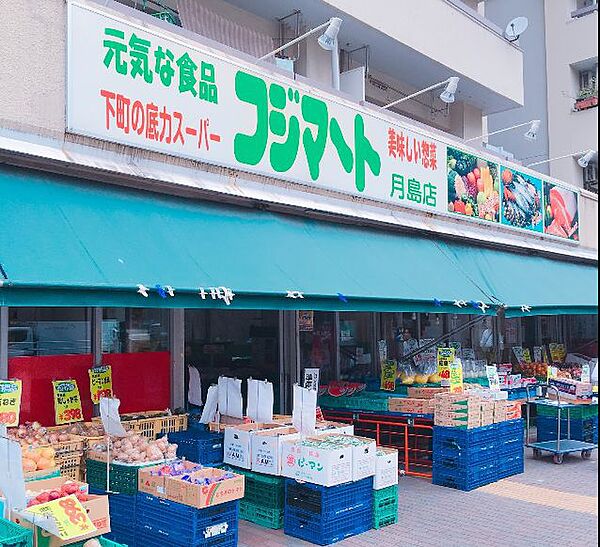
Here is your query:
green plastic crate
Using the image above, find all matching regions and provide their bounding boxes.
[373,484,398,529]
[239,500,284,529]
[86,458,156,495]
[0,518,33,547]
[219,465,285,509]
[537,404,598,420]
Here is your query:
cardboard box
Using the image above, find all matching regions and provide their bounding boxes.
[138,461,202,498]
[25,477,89,497]
[548,378,593,401]
[407,387,448,399]
[251,427,300,476]
[373,447,399,490]
[223,423,286,469]
[13,495,110,547]
[209,415,247,432]
[281,438,353,487]
[315,421,354,436]
[317,434,376,481]
[389,397,434,414]
[166,468,245,509]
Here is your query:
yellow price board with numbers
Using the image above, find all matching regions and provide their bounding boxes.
[0,380,22,427]
[88,365,113,404]
[52,380,83,425]
[25,495,96,541]
[449,360,464,394]
[380,360,398,392]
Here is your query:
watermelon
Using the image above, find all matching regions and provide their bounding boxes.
[344,386,357,397]
[318,385,328,396]
[327,384,347,397]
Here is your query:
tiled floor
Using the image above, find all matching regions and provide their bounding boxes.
[238,448,598,547]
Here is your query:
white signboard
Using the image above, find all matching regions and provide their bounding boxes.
[303,368,320,392]
[67,1,447,214]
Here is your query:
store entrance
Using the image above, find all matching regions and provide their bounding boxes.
[184,309,281,413]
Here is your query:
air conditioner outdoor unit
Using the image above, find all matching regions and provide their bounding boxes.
[584,163,598,183]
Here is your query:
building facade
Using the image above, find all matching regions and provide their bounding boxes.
[486,0,598,193]
[0,0,597,422]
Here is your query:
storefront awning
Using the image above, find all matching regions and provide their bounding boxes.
[0,166,597,315]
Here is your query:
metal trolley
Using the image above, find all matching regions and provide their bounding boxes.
[525,384,597,464]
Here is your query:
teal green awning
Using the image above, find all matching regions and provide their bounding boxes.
[0,166,597,315]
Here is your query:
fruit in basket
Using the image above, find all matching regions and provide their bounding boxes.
[90,432,177,464]
[401,376,415,385]
[428,373,441,383]
[26,481,88,507]
[415,374,430,384]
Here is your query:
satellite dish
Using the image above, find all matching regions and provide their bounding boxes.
[505,17,529,42]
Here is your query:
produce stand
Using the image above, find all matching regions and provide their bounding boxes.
[525,385,598,464]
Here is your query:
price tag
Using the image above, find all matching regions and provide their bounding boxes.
[581,364,591,384]
[548,343,566,364]
[52,380,83,425]
[546,366,558,381]
[522,348,532,364]
[380,360,397,392]
[486,365,500,391]
[437,347,455,388]
[533,347,543,363]
[303,368,320,392]
[0,380,22,427]
[88,365,113,404]
[449,359,464,394]
[25,495,96,541]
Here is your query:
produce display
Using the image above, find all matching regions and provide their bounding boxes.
[25,480,87,507]
[8,421,78,448]
[544,181,579,240]
[21,446,56,473]
[447,147,500,222]
[147,460,203,477]
[89,432,177,463]
[500,167,543,231]
[398,370,440,385]
[321,381,367,397]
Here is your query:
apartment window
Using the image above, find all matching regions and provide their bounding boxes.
[573,0,598,17]
[580,69,597,91]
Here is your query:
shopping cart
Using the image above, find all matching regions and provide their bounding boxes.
[525,384,597,464]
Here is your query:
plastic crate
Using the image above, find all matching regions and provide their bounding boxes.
[55,452,83,481]
[137,529,238,547]
[284,503,372,546]
[0,518,33,547]
[536,416,598,443]
[168,430,224,465]
[433,424,497,451]
[239,500,284,529]
[221,466,285,509]
[93,411,188,439]
[68,536,128,547]
[86,458,156,495]
[285,477,372,516]
[432,458,498,491]
[537,404,598,420]
[497,453,524,480]
[103,524,136,547]
[136,492,238,546]
[372,484,398,528]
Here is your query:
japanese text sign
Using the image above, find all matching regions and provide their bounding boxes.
[67,1,447,214]
[486,365,500,391]
[52,380,83,425]
[303,368,320,392]
[449,359,464,394]
[24,495,96,541]
[88,365,113,404]
[437,347,455,388]
[0,380,22,427]
[380,360,397,392]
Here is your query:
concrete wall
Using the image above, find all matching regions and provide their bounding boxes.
[0,0,66,136]
[485,0,551,174]
[544,0,598,187]
[323,0,524,105]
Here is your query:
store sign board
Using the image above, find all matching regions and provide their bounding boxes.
[437,347,455,388]
[0,380,22,427]
[67,1,580,243]
[449,360,464,394]
[67,1,447,215]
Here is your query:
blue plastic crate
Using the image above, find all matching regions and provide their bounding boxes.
[497,453,524,479]
[433,437,497,464]
[285,477,372,516]
[496,419,524,436]
[89,489,137,525]
[168,430,224,465]
[433,424,497,452]
[103,523,136,547]
[136,493,238,546]
[432,464,498,491]
[284,503,372,545]
[536,416,598,443]
[137,529,238,547]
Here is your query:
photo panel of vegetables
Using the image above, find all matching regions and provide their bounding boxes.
[543,181,579,240]
[500,166,543,232]
[447,147,500,222]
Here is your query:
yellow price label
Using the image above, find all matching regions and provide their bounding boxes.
[52,380,83,425]
[449,360,464,394]
[437,347,455,387]
[88,365,113,404]
[522,348,532,364]
[380,360,397,392]
[26,495,96,541]
[0,380,22,427]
